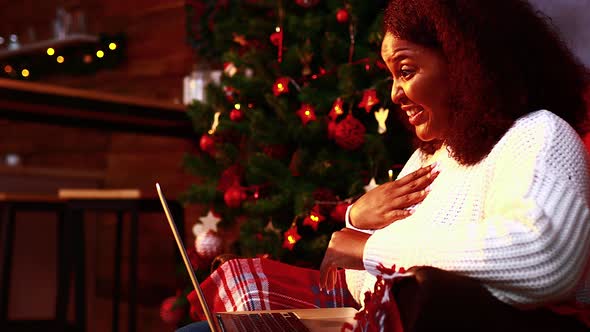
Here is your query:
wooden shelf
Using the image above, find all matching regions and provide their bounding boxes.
[0,78,193,138]
[0,34,99,61]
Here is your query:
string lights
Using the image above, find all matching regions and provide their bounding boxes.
[0,34,125,80]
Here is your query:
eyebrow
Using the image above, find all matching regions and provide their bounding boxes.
[386,48,411,63]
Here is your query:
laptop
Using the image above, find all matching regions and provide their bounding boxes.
[156,183,358,332]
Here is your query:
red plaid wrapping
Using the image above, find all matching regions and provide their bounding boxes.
[187,258,358,321]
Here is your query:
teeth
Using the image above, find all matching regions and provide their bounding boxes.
[406,109,420,117]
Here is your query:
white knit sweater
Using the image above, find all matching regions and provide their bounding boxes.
[345,110,590,309]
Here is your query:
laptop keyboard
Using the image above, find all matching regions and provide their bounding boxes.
[228,312,310,332]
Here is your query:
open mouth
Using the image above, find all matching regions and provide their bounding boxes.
[406,108,425,125]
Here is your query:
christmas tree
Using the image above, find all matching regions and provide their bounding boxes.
[160,0,415,326]
[184,0,413,277]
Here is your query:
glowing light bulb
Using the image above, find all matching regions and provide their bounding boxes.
[4,65,13,73]
[21,69,30,77]
[56,56,64,63]
[109,42,117,50]
[47,48,55,56]
[234,104,241,110]
[96,50,104,58]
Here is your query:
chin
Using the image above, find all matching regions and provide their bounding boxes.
[415,130,436,142]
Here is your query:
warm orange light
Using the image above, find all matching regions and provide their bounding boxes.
[47,48,55,56]
[276,83,284,91]
[305,110,311,117]
[287,235,296,244]
[56,56,64,63]
[310,215,320,222]
[21,69,30,77]
[96,50,104,58]
[83,54,93,64]
[4,65,13,73]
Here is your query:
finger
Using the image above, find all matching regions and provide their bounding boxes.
[394,163,437,186]
[386,209,414,223]
[396,168,439,197]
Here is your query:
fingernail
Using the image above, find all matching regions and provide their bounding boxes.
[424,185,432,193]
[431,162,441,174]
[408,207,415,214]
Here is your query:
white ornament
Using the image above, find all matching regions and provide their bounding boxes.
[224,62,237,77]
[199,210,221,232]
[192,223,206,237]
[375,107,390,134]
[265,220,281,234]
[208,111,221,135]
[364,177,379,192]
[195,231,223,260]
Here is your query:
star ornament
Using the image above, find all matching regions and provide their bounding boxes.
[199,210,221,232]
[364,177,379,192]
[272,77,290,96]
[303,205,325,231]
[329,97,345,120]
[282,226,302,250]
[358,89,380,113]
[296,104,317,126]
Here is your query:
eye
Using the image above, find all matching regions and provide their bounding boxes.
[399,67,414,79]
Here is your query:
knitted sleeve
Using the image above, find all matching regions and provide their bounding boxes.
[363,110,590,307]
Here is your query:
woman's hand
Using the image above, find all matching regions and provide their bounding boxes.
[319,228,370,291]
[350,163,440,230]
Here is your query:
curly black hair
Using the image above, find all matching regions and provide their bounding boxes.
[384,0,589,165]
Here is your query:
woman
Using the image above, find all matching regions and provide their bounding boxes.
[321,0,590,330]
[180,0,590,330]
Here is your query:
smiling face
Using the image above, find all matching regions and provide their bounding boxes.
[381,32,451,142]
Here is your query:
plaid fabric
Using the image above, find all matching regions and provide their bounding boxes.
[187,258,359,321]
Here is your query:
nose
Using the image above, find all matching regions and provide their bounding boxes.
[391,80,404,104]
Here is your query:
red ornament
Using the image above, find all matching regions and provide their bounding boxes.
[282,226,302,250]
[330,202,350,223]
[327,120,337,139]
[336,8,349,23]
[270,31,283,46]
[229,108,244,122]
[224,185,247,208]
[296,104,317,126]
[358,89,380,112]
[334,113,366,150]
[329,97,345,120]
[272,77,290,96]
[160,295,184,325]
[199,134,216,155]
[217,165,242,192]
[195,230,224,261]
[303,205,325,231]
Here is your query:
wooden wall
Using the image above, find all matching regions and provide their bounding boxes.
[0,1,200,331]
